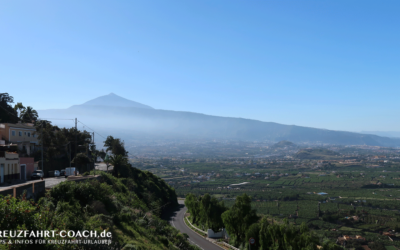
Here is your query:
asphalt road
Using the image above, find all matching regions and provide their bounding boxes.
[169,200,222,250]
[45,176,68,188]
[95,163,112,172]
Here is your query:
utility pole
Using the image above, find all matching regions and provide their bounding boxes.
[75,118,77,166]
[93,132,95,176]
[41,122,43,171]
[69,142,71,168]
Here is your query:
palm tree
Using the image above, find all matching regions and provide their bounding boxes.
[13,102,25,118]
[21,106,38,123]
[109,155,128,178]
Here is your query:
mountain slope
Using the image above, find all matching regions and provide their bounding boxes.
[38,94,400,147]
[77,93,154,109]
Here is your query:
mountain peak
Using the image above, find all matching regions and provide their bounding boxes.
[76,93,154,109]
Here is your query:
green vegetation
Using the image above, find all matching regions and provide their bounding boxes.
[158,156,400,249]
[0,93,19,123]
[271,140,296,148]
[104,135,128,157]
[185,193,341,249]
[35,120,94,173]
[185,193,227,231]
[0,170,197,250]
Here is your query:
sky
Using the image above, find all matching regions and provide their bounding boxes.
[1,0,399,132]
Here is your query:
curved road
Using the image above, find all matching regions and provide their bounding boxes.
[169,200,222,250]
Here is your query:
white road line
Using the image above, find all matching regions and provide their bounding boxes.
[182,216,225,250]
[188,239,204,250]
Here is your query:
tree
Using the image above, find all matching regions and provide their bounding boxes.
[98,149,106,161]
[104,136,128,156]
[185,193,202,225]
[259,219,320,250]
[245,223,261,249]
[104,154,111,172]
[72,153,91,173]
[109,154,128,178]
[221,193,259,245]
[0,93,18,123]
[104,136,115,152]
[13,102,25,118]
[20,106,38,123]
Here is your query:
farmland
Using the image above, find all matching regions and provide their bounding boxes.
[137,145,400,249]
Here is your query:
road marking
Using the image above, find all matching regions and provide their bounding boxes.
[188,239,204,250]
[182,217,225,250]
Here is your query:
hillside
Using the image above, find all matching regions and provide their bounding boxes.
[0,169,197,250]
[80,93,154,109]
[294,148,341,160]
[38,94,400,147]
[271,140,296,148]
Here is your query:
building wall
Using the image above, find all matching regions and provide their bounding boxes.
[20,157,34,180]
[0,152,20,182]
[2,123,38,155]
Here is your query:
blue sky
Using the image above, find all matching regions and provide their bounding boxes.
[1,0,399,132]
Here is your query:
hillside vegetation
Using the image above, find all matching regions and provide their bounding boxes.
[0,170,197,250]
[185,193,341,250]
[271,140,296,148]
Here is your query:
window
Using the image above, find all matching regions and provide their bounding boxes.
[24,132,26,135]
[27,132,31,137]
[11,131,15,136]
[18,131,22,136]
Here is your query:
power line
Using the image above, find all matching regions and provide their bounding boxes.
[77,120,107,139]
[0,104,21,121]
[40,118,75,120]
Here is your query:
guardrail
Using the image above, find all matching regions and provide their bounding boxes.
[221,242,240,250]
[184,216,240,250]
[184,216,207,234]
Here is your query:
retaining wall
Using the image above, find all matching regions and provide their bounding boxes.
[0,180,45,201]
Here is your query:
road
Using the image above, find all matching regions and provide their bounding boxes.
[169,200,222,250]
[45,177,68,188]
[95,162,112,172]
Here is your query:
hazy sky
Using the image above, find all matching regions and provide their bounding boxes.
[1,0,399,132]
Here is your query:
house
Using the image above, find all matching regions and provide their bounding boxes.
[355,235,365,241]
[19,157,35,180]
[383,231,395,237]
[0,122,39,156]
[0,149,20,183]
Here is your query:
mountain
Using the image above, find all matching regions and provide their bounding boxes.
[361,131,400,138]
[77,93,154,109]
[271,140,296,149]
[38,94,400,147]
